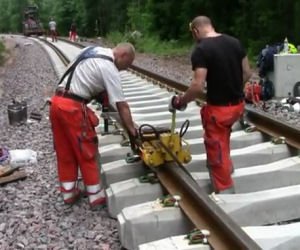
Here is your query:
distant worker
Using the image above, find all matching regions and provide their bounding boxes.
[169,16,253,194]
[49,43,138,209]
[69,20,77,42]
[27,15,35,27]
[49,17,57,42]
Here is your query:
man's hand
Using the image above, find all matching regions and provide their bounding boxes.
[129,128,141,153]
[168,95,187,112]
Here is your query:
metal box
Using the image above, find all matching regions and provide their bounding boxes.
[268,54,300,97]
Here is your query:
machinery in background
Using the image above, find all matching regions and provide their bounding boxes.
[23,5,44,36]
[257,41,300,98]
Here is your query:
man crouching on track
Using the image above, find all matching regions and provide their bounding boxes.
[169,16,253,194]
[50,43,137,209]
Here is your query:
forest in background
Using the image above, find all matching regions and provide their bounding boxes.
[0,0,300,57]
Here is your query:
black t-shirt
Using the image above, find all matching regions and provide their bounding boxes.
[191,34,246,105]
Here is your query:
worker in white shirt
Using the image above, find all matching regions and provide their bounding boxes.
[50,43,137,210]
[48,17,57,42]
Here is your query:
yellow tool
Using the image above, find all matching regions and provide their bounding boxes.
[138,112,191,168]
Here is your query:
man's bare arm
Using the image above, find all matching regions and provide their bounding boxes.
[181,67,207,104]
[116,101,136,136]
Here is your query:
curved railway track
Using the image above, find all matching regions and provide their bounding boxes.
[36,36,300,250]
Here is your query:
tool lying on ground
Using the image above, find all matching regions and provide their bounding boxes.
[136,111,191,168]
[0,165,21,178]
[29,112,42,121]
[40,98,51,111]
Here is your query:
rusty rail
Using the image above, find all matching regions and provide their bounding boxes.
[156,163,261,249]
[245,106,300,149]
[39,37,70,66]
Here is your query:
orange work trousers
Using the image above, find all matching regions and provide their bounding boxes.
[200,102,244,192]
[69,31,76,41]
[49,95,100,186]
[50,30,57,42]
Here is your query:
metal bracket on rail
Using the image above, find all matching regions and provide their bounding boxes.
[125,152,141,164]
[185,228,210,245]
[244,125,257,133]
[272,136,286,144]
[159,194,181,207]
[138,173,159,184]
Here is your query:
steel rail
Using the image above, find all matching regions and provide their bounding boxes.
[129,66,207,105]
[38,37,70,66]
[156,164,261,249]
[245,106,300,149]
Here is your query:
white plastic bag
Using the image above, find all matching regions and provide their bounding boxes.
[9,149,37,167]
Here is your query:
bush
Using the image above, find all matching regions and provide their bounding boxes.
[135,36,190,56]
[106,31,190,56]
[247,39,269,68]
[0,39,5,65]
[106,31,127,46]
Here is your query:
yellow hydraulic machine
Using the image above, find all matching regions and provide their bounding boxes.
[137,112,191,168]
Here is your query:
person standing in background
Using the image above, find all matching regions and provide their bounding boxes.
[69,20,77,42]
[49,17,57,42]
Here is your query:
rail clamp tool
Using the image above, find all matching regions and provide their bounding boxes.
[136,111,192,168]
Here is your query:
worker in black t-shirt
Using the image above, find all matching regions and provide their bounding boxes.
[169,16,253,194]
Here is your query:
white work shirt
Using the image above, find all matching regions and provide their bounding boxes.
[59,47,125,108]
[49,21,56,31]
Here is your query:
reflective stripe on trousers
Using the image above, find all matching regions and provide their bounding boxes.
[60,181,77,201]
[86,184,105,204]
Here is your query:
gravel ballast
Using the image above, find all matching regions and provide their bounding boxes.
[0,35,120,250]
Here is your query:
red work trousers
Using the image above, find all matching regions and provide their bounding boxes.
[69,31,76,41]
[49,96,100,186]
[200,102,244,192]
[50,30,57,42]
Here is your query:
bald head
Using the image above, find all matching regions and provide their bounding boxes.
[191,16,212,29]
[113,43,135,70]
[190,16,216,40]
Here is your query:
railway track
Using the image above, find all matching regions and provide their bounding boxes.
[36,36,300,250]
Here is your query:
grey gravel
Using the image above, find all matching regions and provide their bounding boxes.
[0,35,121,250]
[251,100,300,129]
[0,223,6,232]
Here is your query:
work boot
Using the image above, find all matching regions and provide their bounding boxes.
[63,188,81,205]
[86,183,106,211]
[60,180,84,205]
[90,197,106,211]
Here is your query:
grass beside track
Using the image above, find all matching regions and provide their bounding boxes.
[0,38,5,65]
[107,31,191,56]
